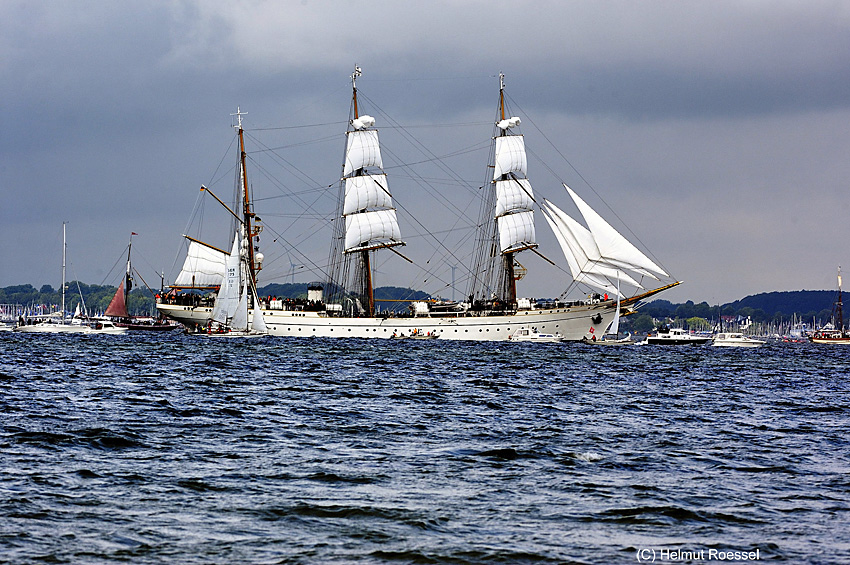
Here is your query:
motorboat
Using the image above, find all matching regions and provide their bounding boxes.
[509,326,565,343]
[712,332,765,348]
[642,326,710,345]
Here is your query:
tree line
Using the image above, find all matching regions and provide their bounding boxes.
[1,283,838,326]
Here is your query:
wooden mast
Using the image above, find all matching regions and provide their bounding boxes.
[499,72,517,307]
[351,66,375,316]
[233,108,258,287]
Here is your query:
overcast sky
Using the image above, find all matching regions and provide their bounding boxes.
[2,0,849,305]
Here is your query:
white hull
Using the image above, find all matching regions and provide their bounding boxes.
[13,323,128,335]
[158,302,616,341]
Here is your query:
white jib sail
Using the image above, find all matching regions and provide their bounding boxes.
[497,210,536,254]
[250,286,267,333]
[542,201,641,296]
[493,135,527,180]
[230,279,249,331]
[565,185,668,278]
[344,129,383,176]
[343,174,392,215]
[344,209,402,252]
[495,178,534,217]
[609,275,621,335]
[174,240,228,288]
[211,235,241,324]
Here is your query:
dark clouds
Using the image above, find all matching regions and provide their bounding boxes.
[2,1,849,303]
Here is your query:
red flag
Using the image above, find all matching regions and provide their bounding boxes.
[131,232,138,235]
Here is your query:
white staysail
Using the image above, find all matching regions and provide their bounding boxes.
[174,239,229,287]
[541,200,642,296]
[230,280,250,331]
[344,209,402,252]
[493,135,527,179]
[251,287,267,333]
[497,210,536,254]
[609,276,621,335]
[344,129,383,176]
[343,174,393,215]
[565,185,668,278]
[495,178,534,218]
[211,235,241,324]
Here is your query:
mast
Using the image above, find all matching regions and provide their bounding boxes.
[490,72,537,308]
[232,108,260,288]
[351,66,374,315]
[498,73,517,305]
[61,222,66,322]
[124,233,134,305]
[838,266,844,333]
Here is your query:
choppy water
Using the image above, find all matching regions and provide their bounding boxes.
[1,332,848,564]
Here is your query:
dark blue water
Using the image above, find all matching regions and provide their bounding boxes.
[1,333,848,564]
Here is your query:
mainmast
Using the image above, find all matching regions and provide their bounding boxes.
[232,108,262,288]
[336,66,405,317]
[350,66,375,316]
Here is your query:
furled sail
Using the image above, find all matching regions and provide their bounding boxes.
[344,209,402,252]
[211,235,241,324]
[174,239,228,288]
[565,185,668,278]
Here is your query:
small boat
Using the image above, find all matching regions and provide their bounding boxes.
[809,267,850,344]
[105,234,181,331]
[583,332,634,345]
[509,326,565,343]
[642,325,710,345]
[13,223,127,335]
[409,329,439,340]
[712,332,765,348]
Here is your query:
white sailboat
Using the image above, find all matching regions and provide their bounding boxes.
[16,223,127,334]
[203,111,268,338]
[157,69,678,340]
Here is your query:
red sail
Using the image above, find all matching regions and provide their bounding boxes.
[105,281,129,318]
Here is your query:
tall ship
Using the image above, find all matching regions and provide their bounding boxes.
[157,69,679,340]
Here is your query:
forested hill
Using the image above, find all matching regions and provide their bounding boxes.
[724,290,835,317]
[642,290,837,323]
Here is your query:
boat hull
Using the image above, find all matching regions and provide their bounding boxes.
[644,336,710,345]
[810,337,850,344]
[157,301,616,341]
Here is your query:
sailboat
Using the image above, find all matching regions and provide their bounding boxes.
[809,267,850,344]
[157,69,678,340]
[15,224,127,334]
[104,233,180,331]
